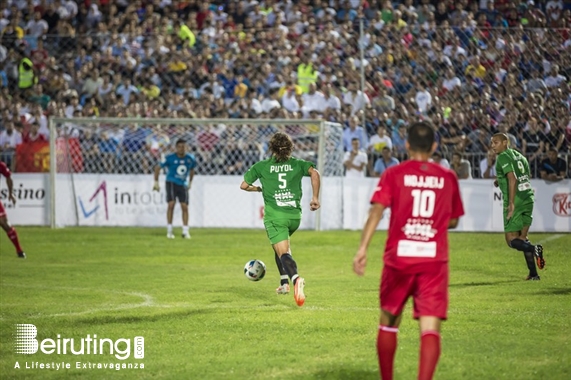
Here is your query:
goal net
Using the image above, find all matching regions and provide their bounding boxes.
[49,118,344,230]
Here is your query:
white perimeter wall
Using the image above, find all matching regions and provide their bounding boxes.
[1,174,570,232]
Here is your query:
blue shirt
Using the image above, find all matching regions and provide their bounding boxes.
[342,126,368,152]
[374,157,399,176]
[161,153,197,186]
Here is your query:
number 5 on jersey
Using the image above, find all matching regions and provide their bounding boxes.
[278,173,287,189]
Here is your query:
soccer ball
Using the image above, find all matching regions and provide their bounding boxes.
[244,259,266,281]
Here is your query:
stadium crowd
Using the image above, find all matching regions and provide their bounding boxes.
[0,0,570,179]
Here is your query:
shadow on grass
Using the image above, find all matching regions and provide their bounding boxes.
[533,287,571,296]
[449,280,520,288]
[69,307,216,326]
[311,367,378,380]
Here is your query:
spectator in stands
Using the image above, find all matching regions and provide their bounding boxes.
[343,115,368,152]
[451,152,472,179]
[540,148,568,181]
[431,151,451,169]
[368,125,393,155]
[480,150,497,179]
[343,82,370,116]
[0,121,22,170]
[22,122,47,144]
[343,137,368,178]
[373,146,399,177]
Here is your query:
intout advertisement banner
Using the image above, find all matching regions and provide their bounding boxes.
[1,174,569,232]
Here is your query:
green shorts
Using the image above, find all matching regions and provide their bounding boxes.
[264,219,301,244]
[503,202,534,233]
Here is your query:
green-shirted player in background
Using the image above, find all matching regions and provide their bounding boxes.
[491,133,545,280]
[240,132,321,306]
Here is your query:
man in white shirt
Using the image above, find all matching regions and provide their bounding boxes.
[320,84,341,113]
[430,151,451,169]
[343,82,370,116]
[414,82,432,114]
[261,88,281,115]
[116,78,139,105]
[281,86,300,113]
[368,125,393,153]
[480,150,497,178]
[442,69,461,92]
[301,83,325,117]
[0,120,22,169]
[26,12,49,37]
[544,65,567,88]
[343,138,368,178]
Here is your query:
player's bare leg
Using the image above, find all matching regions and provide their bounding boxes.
[377,310,403,380]
[166,201,175,239]
[181,203,190,239]
[273,244,290,295]
[0,216,25,258]
[505,231,540,280]
[274,240,304,306]
[418,316,443,380]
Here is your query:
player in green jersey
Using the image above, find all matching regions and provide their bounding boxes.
[491,133,545,280]
[240,132,321,306]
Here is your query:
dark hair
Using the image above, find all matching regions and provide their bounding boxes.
[492,133,509,143]
[452,152,463,159]
[269,132,293,163]
[407,121,435,153]
[175,138,186,145]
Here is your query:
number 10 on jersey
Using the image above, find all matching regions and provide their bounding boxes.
[411,189,436,218]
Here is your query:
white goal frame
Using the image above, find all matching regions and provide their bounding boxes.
[49,117,343,231]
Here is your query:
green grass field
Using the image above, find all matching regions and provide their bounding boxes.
[0,228,570,380]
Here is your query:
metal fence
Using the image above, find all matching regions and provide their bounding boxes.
[1,23,570,175]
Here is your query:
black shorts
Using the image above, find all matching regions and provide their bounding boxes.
[166,181,188,204]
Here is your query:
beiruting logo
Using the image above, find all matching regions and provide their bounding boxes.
[14,324,144,360]
[77,181,109,220]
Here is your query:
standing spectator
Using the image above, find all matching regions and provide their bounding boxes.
[480,150,497,179]
[22,122,47,143]
[297,54,318,94]
[343,115,368,152]
[522,118,545,176]
[343,138,368,178]
[540,148,567,181]
[431,151,451,169]
[451,152,472,179]
[368,125,393,154]
[116,78,139,106]
[544,65,567,88]
[373,147,400,177]
[343,82,370,116]
[301,83,325,117]
[25,12,49,38]
[0,121,22,170]
[414,81,432,114]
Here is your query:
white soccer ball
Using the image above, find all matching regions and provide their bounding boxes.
[244,259,266,281]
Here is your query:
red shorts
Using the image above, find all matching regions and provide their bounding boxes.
[380,264,449,320]
[0,200,6,218]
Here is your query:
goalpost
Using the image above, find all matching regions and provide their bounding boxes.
[49,118,344,231]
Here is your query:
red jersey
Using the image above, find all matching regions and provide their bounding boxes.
[371,160,464,272]
[0,161,11,178]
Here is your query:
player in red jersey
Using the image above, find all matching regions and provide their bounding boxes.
[0,161,26,258]
[353,122,464,380]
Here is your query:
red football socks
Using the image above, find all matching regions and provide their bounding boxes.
[7,227,23,254]
[377,325,398,380]
[418,330,441,380]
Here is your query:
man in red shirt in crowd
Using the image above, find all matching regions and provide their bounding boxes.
[353,121,464,380]
[0,161,26,258]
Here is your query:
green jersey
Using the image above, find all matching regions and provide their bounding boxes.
[495,148,534,205]
[243,156,315,221]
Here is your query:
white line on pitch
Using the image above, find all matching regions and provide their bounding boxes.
[536,234,564,245]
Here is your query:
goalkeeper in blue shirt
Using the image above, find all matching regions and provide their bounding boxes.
[153,139,197,239]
